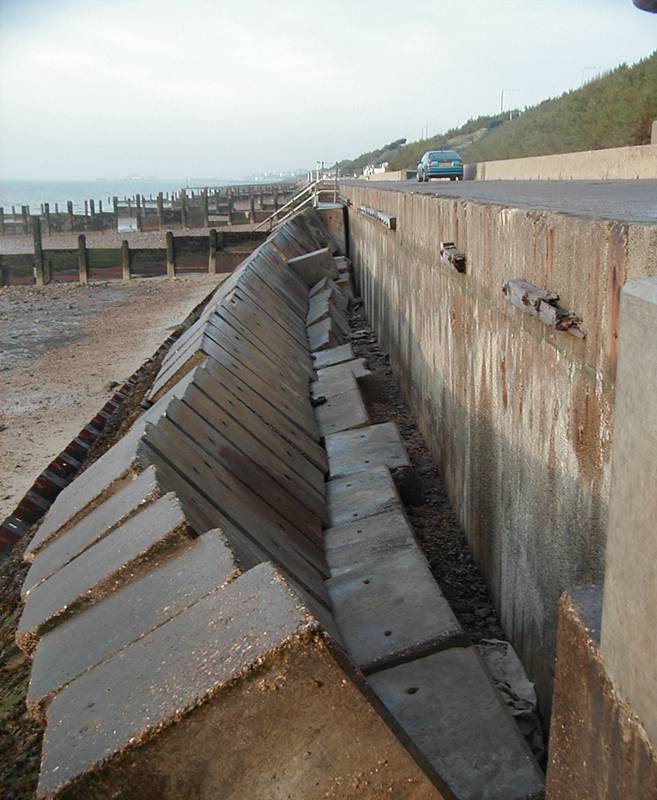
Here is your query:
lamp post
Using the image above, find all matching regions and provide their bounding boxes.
[500,88,520,119]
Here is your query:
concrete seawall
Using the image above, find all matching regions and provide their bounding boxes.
[340,183,657,714]
[465,143,657,180]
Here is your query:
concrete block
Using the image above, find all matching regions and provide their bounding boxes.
[307,316,341,351]
[314,384,370,437]
[141,419,331,607]
[325,421,410,479]
[326,548,464,673]
[327,464,402,526]
[325,509,417,576]
[17,494,190,653]
[288,247,339,287]
[37,563,447,800]
[369,648,545,800]
[311,342,355,369]
[27,530,240,717]
[23,467,161,598]
[317,357,370,382]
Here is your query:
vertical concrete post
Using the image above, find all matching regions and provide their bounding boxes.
[78,234,89,285]
[67,201,74,232]
[166,230,175,277]
[32,216,46,286]
[121,240,131,282]
[180,191,188,229]
[157,193,164,228]
[208,228,217,274]
[601,276,657,750]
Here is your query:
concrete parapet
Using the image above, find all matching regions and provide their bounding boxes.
[600,276,657,748]
[467,143,657,180]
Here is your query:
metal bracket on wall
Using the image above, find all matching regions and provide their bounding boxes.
[502,279,585,338]
[356,205,396,230]
[439,241,466,273]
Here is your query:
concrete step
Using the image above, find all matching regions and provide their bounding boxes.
[325,421,411,479]
[326,464,402,526]
[326,548,465,673]
[311,342,355,369]
[368,648,545,800]
[314,379,370,437]
[22,466,161,598]
[17,493,190,653]
[27,529,239,718]
[37,563,448,800]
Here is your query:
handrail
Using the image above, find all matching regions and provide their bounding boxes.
[253,179,319,231]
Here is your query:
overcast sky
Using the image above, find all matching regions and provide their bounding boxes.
[0,0,655,180]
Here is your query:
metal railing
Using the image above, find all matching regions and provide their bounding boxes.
[254,162,340,232]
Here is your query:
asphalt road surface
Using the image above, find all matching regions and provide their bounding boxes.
[341,179,657,224]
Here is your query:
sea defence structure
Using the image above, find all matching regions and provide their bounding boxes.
[340,182,657,796]
[12,184,657,796]
[16,207,543,799]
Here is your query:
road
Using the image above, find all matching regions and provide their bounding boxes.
[341,179,657,224]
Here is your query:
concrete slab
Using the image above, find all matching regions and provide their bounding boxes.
[192,366,327,490]
[315,385,370,437]
[325,509,417,577]
[202,334,320,442]
[311,370,368,400]
[325,422,411,479]
[368,648,545,800]
[326,549,464,673]
[311,342,354,369]
[181,380,326,519]
[27,530,240,717]
[17,493,190,653]
[317,357,370,382]
[23,466,161,598]
[202,356,327,471]
[37,562,447,800]
[307,317,345,352]
[141,420,330,607]
[24,429,145,561]
[288,247,339,287]
[306,290,333,326]
[327,464,402,526]
[166,397,325,543]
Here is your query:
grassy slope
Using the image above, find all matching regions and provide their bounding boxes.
[339,50,657,172]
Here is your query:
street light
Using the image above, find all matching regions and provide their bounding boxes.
[500,88,520,117]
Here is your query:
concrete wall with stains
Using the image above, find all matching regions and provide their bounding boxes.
[340,184,657,716]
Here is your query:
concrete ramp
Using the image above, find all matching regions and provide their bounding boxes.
[17,205,541,800]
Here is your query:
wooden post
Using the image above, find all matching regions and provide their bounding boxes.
[32,216,46,286]
[259,188,265,209]
[89,199,95,216]
[166,230,175,277]
[44,203,51,235]
[273,188,279,211]
[227,195,234,226]
[121,240,131,281]
[55,202,59,214]
[22,206,30,234]
[180,191,188,229]
[208,228,217,274]
[99,199,103,214]
[67,201,74,232]
[249,194,256,224]
[84,200,89,216]
[0,208,4,236]
[202,189,209,228]
[112,196,119,216]
[157,192,164,228]
[78,234,89,285]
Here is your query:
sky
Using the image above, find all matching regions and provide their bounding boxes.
[0,0,656,180]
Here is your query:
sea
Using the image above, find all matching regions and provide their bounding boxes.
[0,178,253,215]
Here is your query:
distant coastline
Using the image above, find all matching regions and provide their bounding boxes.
[0,178,283,214]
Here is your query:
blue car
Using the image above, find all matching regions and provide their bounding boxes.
[417,150,463,181]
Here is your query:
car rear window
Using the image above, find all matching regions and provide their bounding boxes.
[429,151,460,160]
